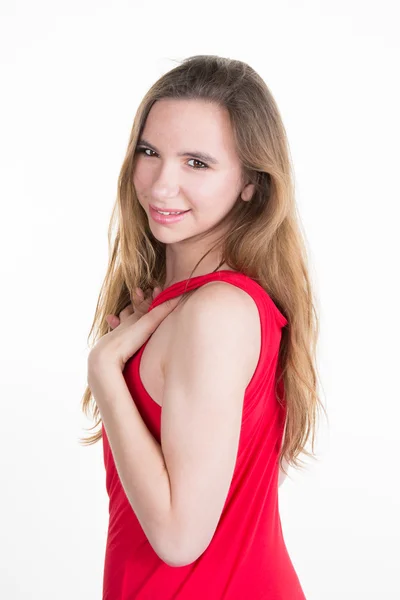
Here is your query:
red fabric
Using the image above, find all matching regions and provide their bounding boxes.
[101,270,306,599]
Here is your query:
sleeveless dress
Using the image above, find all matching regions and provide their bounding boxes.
[101,270,307,599]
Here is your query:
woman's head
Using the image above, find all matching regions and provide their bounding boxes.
[133,97,255,254]
[81,55,326,476]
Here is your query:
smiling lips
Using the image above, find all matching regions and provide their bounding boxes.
[151,204,190,213]
[149,204,192,225]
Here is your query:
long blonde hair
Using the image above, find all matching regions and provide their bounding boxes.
[80,54,327,476]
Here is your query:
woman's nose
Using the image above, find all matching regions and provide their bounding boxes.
[151,178,180,200]
[150,161,181,199]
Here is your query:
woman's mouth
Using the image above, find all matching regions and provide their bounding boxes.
[149,205,191,225]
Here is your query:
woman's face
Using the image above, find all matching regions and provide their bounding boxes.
[132,98,254,245]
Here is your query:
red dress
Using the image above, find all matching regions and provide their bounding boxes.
[101,270,307,599]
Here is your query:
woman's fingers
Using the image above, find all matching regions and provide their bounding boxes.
[106,303,133,330]
[119,304,135,319]
[106,287,163,330]
[133,287,144,302]
[106,314,120,328]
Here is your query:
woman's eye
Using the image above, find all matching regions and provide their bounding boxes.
[136,147,208,170]
[187,159,208,170]
[136,147,156,157]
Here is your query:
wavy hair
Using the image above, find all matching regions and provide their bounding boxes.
[79,54,327,477]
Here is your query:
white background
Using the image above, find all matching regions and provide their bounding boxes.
[1,0,399,598]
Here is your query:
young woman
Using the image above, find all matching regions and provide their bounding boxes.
[81,54,325,599]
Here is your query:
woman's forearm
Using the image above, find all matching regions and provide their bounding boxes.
[88,363,175,562]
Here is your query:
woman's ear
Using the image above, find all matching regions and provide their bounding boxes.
[241,182,255,202]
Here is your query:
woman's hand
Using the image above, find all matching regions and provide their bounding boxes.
[105,286,162,330]
[88,286,180,377]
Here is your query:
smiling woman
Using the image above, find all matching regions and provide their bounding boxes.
[131,94,258,254]
[80,54,324,600]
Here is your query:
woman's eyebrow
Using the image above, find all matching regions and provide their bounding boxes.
[137,138,219,165]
